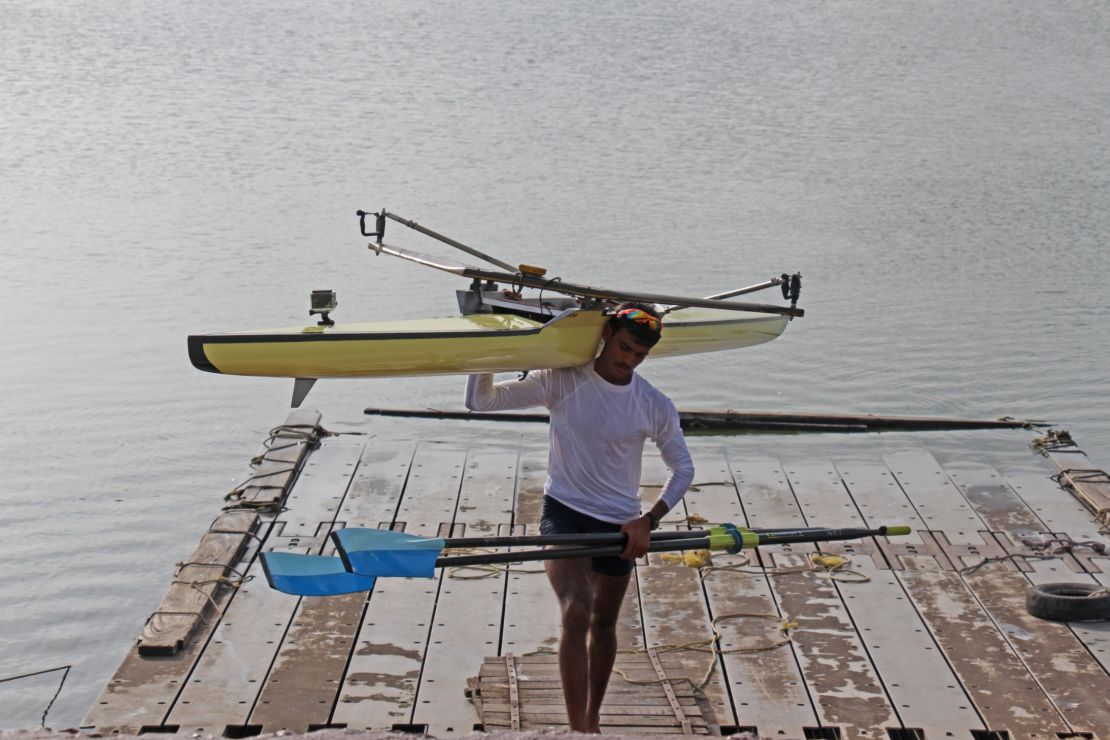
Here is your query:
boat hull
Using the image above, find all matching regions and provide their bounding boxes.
[188,308,788,379]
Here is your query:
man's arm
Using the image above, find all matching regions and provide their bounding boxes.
[465,372,549,412]
[620,402,694,560]
[620,498,671,560]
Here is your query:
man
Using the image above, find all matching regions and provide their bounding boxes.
[465,303,694,733]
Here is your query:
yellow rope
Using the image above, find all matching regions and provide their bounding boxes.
[460,529,875,697]
[612,611,796,693]
[606,546,869,692]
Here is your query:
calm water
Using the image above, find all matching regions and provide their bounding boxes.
[1,0,1108,727]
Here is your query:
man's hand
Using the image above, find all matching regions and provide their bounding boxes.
[620,514,653,560]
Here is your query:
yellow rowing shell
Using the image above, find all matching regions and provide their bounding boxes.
[188,308,788,379]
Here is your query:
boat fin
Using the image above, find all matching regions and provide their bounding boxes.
[291,378,317,408]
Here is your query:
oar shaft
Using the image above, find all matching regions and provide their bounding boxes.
[435,536,712,569]
[440,530,707,550]
[438,526,832,551]
[433,526,906,569]
[754,526,896,546]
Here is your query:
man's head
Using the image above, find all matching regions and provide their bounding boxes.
[594,303,663,384]
[607,303,663,348]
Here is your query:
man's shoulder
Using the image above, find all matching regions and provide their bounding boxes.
[633,374,677,409]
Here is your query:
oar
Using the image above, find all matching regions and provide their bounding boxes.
[330,525,834,577]
[336,524,911,579]
[334,526,714,554]
[260,551,377,596]
[332,525,832,557]
[329,528,712,580]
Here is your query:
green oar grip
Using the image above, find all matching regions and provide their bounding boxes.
[882,525,912,536]
[707,523,758,553]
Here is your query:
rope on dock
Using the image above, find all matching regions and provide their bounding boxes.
[1032,428,1078,454]
[223,465,298,504]
[224,423,363,509]
[1051,468,1110,535]
[611,611,796,694]
[957,553,1055,574]
[524,544,870,697]
[204,527,265,545]
[0,664,71,728]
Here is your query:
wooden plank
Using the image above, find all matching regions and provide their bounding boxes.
[1005,472,1110,580]
[80,549,255,733]
[647,647,694,734]
[480,701,702,715]
[332,441,467,730]
[959,568,1110,737]
[945,465,1110,677]
[248,439,414,733]
[882,451,984,545]
[80,410,320,734]
[335,440,419,528]
[886,451,1110,736]
[476,653,709,734]
[479,686,702,701]
[137,511,259,656]
[413,447,519,735]
[683,452,816,738]
[834,460,1069,738]
[488,652,657,665]
[167,439,365,734]
[481,710,705,726]
[499,447,560,657]
[234,409,324,509]
[636,536,728,728]
[482,718,708,734]
[732,457,897,739]
[634,452,728,727]
[786,461,984,737]
[1038,436,1110,527]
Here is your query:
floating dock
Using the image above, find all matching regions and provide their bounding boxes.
[82,411,1110,739]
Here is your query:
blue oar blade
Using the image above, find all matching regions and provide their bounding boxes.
[333,528,445,578]
[333,528,439,550]
[261,551,377,596]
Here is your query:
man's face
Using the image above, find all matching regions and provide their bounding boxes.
[594,325,653,384]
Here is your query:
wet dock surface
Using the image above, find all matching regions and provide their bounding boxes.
[83,412,1110,739]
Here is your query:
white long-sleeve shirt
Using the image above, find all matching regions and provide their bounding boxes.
[465,364,694,524]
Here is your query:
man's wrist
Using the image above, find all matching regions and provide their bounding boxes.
[646,511,661,530]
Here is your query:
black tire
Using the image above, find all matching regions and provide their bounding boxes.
[1026,582,1110,622]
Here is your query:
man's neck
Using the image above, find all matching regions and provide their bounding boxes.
[593,358,633,386]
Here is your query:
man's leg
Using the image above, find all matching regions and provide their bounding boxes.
[584,569,632,733]
[545,557,594,732]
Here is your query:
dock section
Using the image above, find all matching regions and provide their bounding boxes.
[84,415,1110,739]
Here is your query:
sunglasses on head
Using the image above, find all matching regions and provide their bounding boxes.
[615,308,661,332]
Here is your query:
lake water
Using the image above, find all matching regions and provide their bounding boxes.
[1,0,1108,728]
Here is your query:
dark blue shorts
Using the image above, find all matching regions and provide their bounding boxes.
[539,495,635,577]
